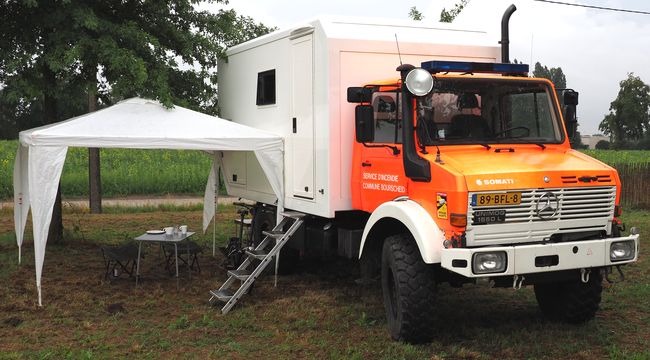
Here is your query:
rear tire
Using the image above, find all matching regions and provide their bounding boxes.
[534,271,603,323]
[381,233,436,343]
[251,204,299,274]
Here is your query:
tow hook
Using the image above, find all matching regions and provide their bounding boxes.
[512,274,525,290]
[580,268,591,283]
[605,265,626,284]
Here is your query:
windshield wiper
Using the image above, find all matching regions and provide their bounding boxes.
[479,143,491,150]
[534,143,546,150]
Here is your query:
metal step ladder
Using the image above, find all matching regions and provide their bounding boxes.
[209,211,305,314]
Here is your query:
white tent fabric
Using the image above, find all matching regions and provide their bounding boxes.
[13,144,30,264]
[202,153,221,234]
[13,97,284,305]
[202,153,222,256]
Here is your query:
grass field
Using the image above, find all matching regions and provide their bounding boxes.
[582,150,650,165]
[0,140,212,200]
[0,204,648,359]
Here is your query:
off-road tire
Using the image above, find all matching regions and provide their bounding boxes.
[534,271,603,323]
[381,233,436,343]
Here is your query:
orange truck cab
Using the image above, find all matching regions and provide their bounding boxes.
[347,60,640,343]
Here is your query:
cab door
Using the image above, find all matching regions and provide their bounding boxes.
[357,91,407,212]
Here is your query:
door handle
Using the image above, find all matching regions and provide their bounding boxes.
[292,117,297,133]
[362,161,372,167]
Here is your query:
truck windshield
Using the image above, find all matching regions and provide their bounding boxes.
[415,78,564,146]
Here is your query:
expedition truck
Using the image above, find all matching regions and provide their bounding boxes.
[212,7,640,343]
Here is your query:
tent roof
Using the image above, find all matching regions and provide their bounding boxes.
[19,97,282,151]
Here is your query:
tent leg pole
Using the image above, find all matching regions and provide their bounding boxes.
[212,192,217,257]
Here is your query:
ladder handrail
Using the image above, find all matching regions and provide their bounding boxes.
[209,213,305,314]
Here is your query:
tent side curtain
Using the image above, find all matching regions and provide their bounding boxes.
[253,147,285,222]
[202,153,221,233]
[13,144,30,264]
[202,147,285,231]
[28,145,68,306]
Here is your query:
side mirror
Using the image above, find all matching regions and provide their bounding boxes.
[347,87,373,103]
[562,90,579,140]
[564,105,577,139]
[355,105,374,142]
[563,90,579,106]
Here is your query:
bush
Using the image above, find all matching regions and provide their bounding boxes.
[595,140,610,150]
[612,140,636,150]
[638,136,650,150]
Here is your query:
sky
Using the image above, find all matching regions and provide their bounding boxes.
[210,0,650,135]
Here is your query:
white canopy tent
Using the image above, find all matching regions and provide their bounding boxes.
[13,97,284,306]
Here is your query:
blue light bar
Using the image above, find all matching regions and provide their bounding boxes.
[420,60,529,75]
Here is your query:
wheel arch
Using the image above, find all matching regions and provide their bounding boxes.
[359,199,445,264]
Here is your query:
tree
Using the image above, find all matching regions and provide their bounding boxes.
[440,0,470,23]
[409,1,470,23]
[595,140,610,150]
[598,73,650,144]
[531,62,585,147]
[533,62,567,89]
[409,6,424,21]
[572,130,588,149]
[0,1,273,241]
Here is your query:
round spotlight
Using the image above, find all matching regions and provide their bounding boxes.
[405,68,434,97]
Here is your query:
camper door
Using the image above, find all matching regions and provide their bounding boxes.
[290,34,315,200]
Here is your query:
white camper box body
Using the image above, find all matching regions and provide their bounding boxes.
[218,17,500,218]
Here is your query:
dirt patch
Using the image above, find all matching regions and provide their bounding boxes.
[3,316,23,327]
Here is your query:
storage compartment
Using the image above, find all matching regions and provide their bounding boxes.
[303,220,337,258]
[337,228,363,259]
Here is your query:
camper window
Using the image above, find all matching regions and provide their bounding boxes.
[256,69,276,106]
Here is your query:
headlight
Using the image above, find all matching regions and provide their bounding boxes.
[472,251,507,274]
[610,240,635,262]
[405,68,434,96]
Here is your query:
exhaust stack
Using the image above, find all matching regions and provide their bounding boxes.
[500,4,517,63]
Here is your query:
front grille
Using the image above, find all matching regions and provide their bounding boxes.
[466,186,615,246]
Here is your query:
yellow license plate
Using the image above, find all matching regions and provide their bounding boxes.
[474,192,522,207]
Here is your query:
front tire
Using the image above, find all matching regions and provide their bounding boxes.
[381,233,436,343]
[534,271,603,323]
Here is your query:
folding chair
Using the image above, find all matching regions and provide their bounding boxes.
[162,241,202,274]
[100,244,142,280]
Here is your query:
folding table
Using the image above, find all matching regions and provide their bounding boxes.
[134,231,195,288]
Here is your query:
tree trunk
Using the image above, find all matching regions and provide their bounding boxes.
[48,186,63,243]
[43,65,64,243]
[87,90,102,214]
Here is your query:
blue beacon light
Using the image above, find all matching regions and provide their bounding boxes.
[420,60,529,75]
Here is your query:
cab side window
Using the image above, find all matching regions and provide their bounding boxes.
[371,92,402,144]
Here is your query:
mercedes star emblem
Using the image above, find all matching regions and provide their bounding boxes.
[535,192,559,220]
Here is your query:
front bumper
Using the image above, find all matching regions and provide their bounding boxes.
[441,234,639,278]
